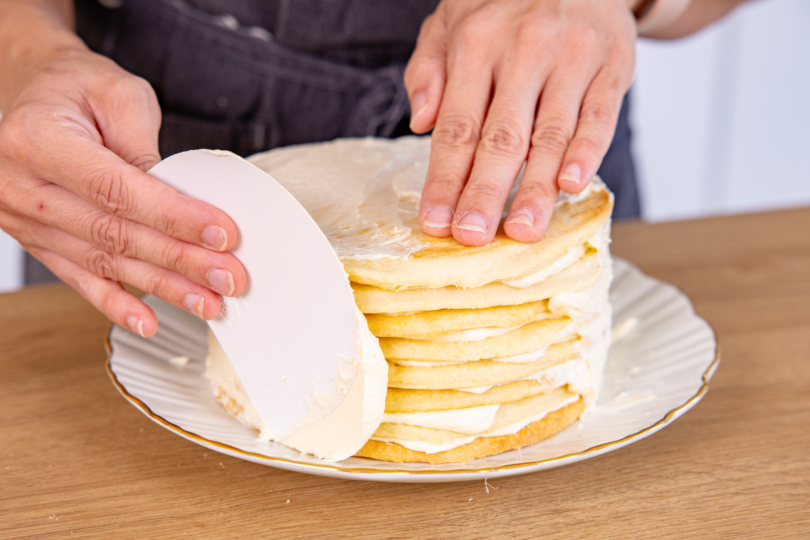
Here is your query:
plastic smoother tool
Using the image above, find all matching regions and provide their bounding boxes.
[148,150,359,442]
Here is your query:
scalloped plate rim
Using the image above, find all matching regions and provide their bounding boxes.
[106,257,719,483]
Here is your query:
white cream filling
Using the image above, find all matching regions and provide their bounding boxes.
[426,325,520,342]
[388,321,577,367]
[500,244,586,289]
[454,357,589,394]
[388,359,465,367]
[612,317,639,341]
[372,393,580,454]
[206,308,389,461]
[488,345,553,364]
[381,404,500,435]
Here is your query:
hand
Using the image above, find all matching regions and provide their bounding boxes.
[406,0,636,245]
[0,48,247,336]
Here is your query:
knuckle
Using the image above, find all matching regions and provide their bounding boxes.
[98,288,119,319]
[0,113,29,160]
[572,135,602,157]
[426,175,464,198]
[128,150,161,172]
[530,123,572,155]
[518,179,557,203]
[580,102,613,126]
[132,76,158,102]
[145,271,170,299]
[89,213,133,256]
[73,272,97,302]
[458,11,495,42]
[161,241,189,275]
[86,249,119,280]
[405,54,437,78]
[433,113,480,149]
[155,209,181,238]
[86,168,132,216]
[479,121,527,158]
[610,39,635,63]
[110,74,157,106]
[514,17,545,49]
[573,23,601,49]
[463,181,505,203]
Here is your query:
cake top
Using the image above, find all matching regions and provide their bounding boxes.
[248,137,613,290]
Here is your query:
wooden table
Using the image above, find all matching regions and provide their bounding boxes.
[2,208,809,539]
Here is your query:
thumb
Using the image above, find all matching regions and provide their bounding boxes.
[404,11,448,134]
[90,75,162,172]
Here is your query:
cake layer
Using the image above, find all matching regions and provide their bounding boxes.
[387,340,578,389]
[379,317,574,362]
[343,187,612,290]
[365,300,551,339]
[375,387,575,440]
[352,250,601,314]
[385,358,585,412]
[385,380,550,413]
[356,396,585,463]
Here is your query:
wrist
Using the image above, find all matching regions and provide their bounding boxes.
[626,0,694,36]
[0,2,88,111]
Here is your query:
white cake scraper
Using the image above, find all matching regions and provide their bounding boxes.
[148,150,359,441]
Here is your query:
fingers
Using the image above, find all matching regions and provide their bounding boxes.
[504,60,602,243]
[557,67,628,194]
[449,41,553,246]
[418,19,494,239]
[25,246,159,338]
[20,105,239,252]
[12,212,223,322]
[405,11,448,134]
[17,181,246,298]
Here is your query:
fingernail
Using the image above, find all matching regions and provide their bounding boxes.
[410,93,428,128]
[559,163,582,185]
[203,226,228,251]
[208,268,235,296]
[424,207,453,228]
[183,293,205,318]
[127,315,145,337]
[455,212,488,233]
[506,209,535,227]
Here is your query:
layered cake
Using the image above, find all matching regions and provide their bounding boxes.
[206,136,614,463]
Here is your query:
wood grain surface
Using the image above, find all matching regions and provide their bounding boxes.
[1,208,809,539]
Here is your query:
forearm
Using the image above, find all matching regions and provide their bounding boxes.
[0,0,85,111]
[631,0,750,39]
[643,0,750,38]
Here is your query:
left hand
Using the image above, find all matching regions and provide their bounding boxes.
[406,0,636,245]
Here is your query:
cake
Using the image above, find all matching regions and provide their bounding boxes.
[206,136,614,463]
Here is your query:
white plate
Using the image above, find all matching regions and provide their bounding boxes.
[107,258,719,483]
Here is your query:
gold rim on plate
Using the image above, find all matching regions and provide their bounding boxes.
[105,326,720,477]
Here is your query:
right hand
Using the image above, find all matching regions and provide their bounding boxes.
[0,48,247,337]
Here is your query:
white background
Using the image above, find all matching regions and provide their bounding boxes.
[1,0,808,293]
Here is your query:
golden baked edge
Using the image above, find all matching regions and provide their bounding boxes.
[354,398,585,464]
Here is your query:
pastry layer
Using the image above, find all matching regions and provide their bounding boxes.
[384,358,586,412]
[352,250,600,314]
[379,317,574,362]
[365,300,551,339]
[343,187,611,290]
[355,399,585,464]
[387,340,578,389]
